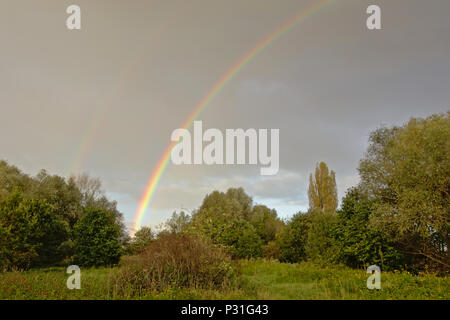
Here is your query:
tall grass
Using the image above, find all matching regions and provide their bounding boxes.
[0,267,113,300]
[238,260,450,300]
[0,259,447,300]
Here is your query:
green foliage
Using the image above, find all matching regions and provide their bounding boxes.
[164,210,191,234]
[0,161,127,269]
[277,210,339,264]
[197,188,252,221]
[33,171,83,230]
[359,112,450,270]
[2,111,447,278]
[249,205,284,244]
[261,241,281,260]
[1,261,448,300]
[186,188,285,259]
[0,161,35,200]
[238,260,449,300]
[333,188,404,270]
[306,211,340,264]
[220,220,263,258]
[73,207,122,267]
[73,174,129,248]
[187,188,275,259]
[0,267,114,300]
[277,213,311,263]
[0,192,68,270]
[308,162,338,213]
[128,226,154,255]
[276,210,339,265]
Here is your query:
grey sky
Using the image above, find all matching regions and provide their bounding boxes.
[1,0,449,230]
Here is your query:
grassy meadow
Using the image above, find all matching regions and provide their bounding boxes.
[1,260,448,300]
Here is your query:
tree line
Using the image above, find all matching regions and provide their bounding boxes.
[0,166,128,270]
[141,112,448,272]
[1,112,448,272]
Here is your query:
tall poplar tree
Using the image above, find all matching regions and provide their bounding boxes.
[308,162,338,213]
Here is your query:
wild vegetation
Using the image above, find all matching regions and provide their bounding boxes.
[0,112,448,299]
[0,167,128,271]
[112,234,236,297]
[0,261,448,300]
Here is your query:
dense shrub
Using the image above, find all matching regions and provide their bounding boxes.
[127,226,154,255]
[277,213,311,263]
[306,211,340,264]
[249,205,284,244]
[0,161,127,268]
[333,188,405,270]
[277,211,339,265]
[262,241,281,260]
[220,220,263,258]
[73,207,122,267]
[112,234,236,296]
[0,192,68,270]
[187,188,285,259]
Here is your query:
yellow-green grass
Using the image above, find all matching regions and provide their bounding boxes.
[237,260,449,300]
[0,260,448,300]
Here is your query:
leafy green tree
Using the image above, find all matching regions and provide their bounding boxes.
[333,188,404,270]
[249,205,284,244]
[277,210,339,264]
[308,162,338,213]
[0,191,68,270]
[277,213,311,263]
[0,161,35,201]
[225,187,253,219]
[128,226,155,254]
[34,170,83,229]
[359,112,449,269]
[73,207,122,267]
[220,220,262,258]
[165,211,191,234]
[188,188,265,258]
[306,211,340,264]
[196,188,252,221]
[0,162,127,267]
[73,173,129,248]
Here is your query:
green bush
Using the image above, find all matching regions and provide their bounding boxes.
[187,188,269,259]
[221,220,263,258]
[262,240,281,260]
[306,211,340,264]
[277,211,340,265]
[73,207,122,267]
[249,205,284,244]
[0,192,68,270]
[127,226,154,255]
[0,161,127,268]
[333,188,405,270]
[111,234,236,296]
[277,213,311,263]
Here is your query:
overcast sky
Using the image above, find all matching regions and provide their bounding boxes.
[1,0,449,230]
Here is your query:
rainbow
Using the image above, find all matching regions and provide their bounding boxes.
[133,0,340,233]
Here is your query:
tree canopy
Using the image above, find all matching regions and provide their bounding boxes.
[186,187,284,259]
[359,112,449,269]
[0,161,126,270]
